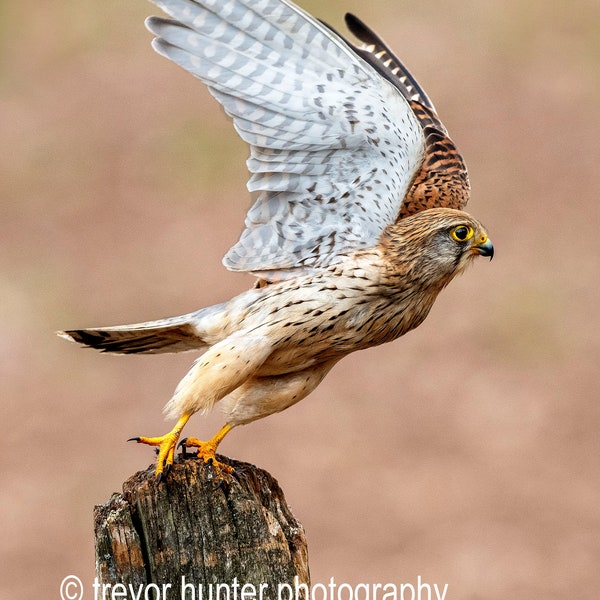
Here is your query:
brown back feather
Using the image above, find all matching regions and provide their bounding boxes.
[399,122,470,218]
[342,13,470,218]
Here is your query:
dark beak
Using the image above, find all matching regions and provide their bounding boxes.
[473,236,494,260]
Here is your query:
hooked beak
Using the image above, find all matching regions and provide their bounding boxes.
[473,235,494,260]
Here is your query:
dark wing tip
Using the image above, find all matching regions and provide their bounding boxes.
[343,12,438,116]
[344,13,374,44]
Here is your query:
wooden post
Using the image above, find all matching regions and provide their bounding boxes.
[94,454,310,599]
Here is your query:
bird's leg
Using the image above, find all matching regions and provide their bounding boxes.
[179,423,235,480]
[128,412,191,481]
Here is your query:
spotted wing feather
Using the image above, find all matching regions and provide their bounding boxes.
[343,14,438,118]
[146,0,425,275]
[342,12,470,217]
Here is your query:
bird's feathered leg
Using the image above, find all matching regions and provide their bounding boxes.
[130,332,273,480]
[177,359,340,479]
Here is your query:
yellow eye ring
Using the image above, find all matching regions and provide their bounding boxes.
[450,225,474,242]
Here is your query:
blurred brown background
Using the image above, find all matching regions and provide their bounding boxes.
[2,0,599,598]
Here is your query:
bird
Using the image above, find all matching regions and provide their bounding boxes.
[59,0,493,482]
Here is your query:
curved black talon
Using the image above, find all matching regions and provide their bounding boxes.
[127,437,141,442]
[157,471,165,484]
[164,463,172,477]
[178,438,189,458]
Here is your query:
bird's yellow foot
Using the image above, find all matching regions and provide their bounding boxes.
[179,423,234,482]
[128,413,190,482]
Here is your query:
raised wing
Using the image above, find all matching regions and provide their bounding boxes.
[342,13,470,218]
[342,14,440,120]
[146,0,425,275]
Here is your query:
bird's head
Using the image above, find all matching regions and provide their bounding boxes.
[381,207,493,288]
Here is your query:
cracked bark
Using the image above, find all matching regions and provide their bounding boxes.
[94,456,310,598]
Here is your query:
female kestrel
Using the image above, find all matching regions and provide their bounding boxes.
[60,0,493,480]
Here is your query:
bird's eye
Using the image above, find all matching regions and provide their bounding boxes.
[450,225,474,242]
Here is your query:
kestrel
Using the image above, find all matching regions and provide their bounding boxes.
[60,0,493,481]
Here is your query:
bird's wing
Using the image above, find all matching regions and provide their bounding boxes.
[146,0,425,275]
[341,13,470,219]
[340,14,440,121]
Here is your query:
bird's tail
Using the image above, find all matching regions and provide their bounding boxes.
[58,313,205,355]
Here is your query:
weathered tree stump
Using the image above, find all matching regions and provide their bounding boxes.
[94,454,310,599]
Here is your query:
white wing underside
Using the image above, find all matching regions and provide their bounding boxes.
[147,0,425,275]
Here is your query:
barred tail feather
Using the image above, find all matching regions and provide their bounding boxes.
[58,315,205,354]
